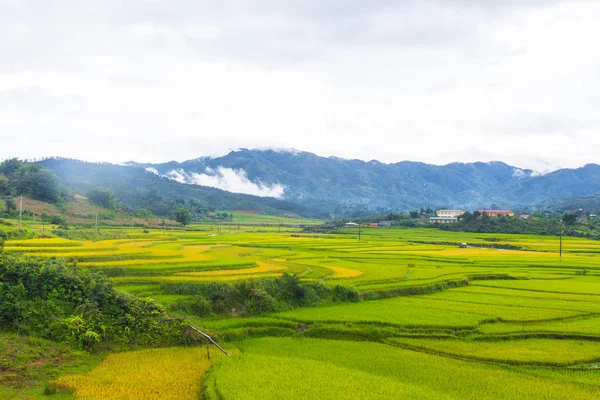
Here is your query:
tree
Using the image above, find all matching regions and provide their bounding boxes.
[0,175,9,195]
[137,208,154,220]
[0,158,22,179]
[5,198,16,212]
[562,212,577,225]
[409,210,420,219]
[88,188,118,210]
[0,231,6,254]
[25,169,62,203]
[174,208,192,226]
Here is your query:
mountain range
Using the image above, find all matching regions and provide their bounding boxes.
[38,149,600,216]
[129,149,600,212]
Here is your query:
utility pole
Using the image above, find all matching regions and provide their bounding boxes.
[358,224,361,242]
[560,232,563,261]
[94,213,98,234]
[18,195,22,232]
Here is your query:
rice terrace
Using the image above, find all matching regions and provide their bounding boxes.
[2,219,600,399]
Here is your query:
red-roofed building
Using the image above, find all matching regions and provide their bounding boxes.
[476,210,514,217]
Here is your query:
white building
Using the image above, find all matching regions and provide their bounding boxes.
[343,222,360,228]
[436,210,465,218]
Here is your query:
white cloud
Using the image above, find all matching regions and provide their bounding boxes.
[165,169,188,184]
[145,167,159,175]
[0,1,598,171]
[189,167,285,198]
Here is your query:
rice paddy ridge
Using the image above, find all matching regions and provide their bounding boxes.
[6,226,600,399]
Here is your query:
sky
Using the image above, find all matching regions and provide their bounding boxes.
[1,0,599,173]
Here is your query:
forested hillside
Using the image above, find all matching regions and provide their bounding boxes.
[140,149,600,213]
[37,158,322,218]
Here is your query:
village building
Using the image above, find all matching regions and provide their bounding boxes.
[436,210,465,218]
[319,223,336,230]
[430,217,458,224]
[477,210,515,217]
[343,222,360,228]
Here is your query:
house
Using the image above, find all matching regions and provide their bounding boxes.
[343,222,360,228]
[519,214,530,219]
[320,223,336,230]
[378,221,391,227]
[369,223,379,228]
[477,210,514,217]
[430,217,458,224]
[459,243,468,248]
[436,210,465,218]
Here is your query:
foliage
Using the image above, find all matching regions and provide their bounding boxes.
[174,207,192,226]
[0,254,186,349]
[561,212,577,225]
[0,159,64,203]
[87,187,118,210]
[0,175,9,195]
[160,274,360,316]
[50,214,67,225]
[0,332,104,398]
[136,208,154,220]
[438,212,597,238]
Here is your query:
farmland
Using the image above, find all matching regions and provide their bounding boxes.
[3,225,600,399]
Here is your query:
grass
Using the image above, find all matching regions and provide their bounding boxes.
[0,332,104,400]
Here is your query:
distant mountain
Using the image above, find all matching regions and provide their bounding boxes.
[37,158,320,218]
[39,151,600,216]
[133,149,600,212]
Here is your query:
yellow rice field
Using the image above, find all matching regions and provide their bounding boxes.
[56,346,230,400]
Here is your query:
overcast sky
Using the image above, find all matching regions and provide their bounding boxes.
[1,0,598,172]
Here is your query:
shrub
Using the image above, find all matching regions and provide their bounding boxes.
[0,255,186,349]
[50,215,67,225]
[160,274,364,317]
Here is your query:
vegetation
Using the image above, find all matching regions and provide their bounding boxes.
[205,338,600,400]
[437,211,600,238]
[174,207,192,226]
[0,158,66,204]
[87,188,118,210]
[162,274,360,316]
[56,346,231,400]
[3,223,600,399]
[0,254,186,350]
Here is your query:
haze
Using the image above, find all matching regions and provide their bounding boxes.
[1,0,599,173]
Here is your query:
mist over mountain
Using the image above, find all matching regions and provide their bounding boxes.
[131,149,600,212]
[36,150,600,216]
[37,157,318,218]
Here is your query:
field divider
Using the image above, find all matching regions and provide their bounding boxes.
[384,339,600,368]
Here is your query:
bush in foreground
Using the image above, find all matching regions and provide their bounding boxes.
[164,274,362,317]
[0,254,186,349]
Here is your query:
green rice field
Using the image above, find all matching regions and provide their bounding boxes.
[4,225,600,399]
